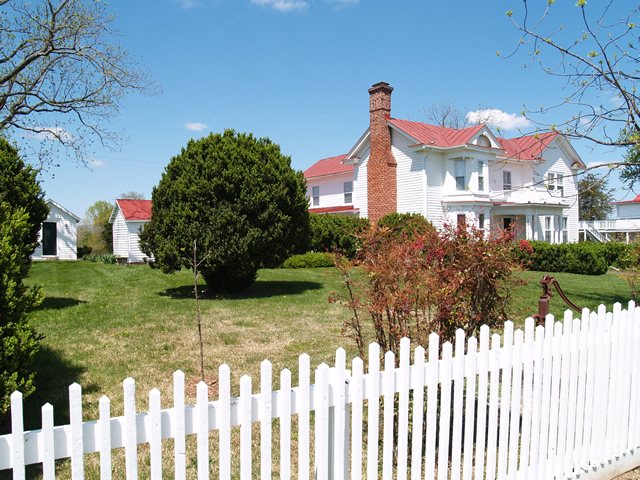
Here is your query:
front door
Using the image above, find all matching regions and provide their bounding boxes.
[42,222,57,256]
[503,217,512,231]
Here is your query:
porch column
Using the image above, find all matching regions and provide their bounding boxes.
[526,215,533,240]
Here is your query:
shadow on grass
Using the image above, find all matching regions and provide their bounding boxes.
[560,288,631,310]
[35,296,85,311]
[0,345,99,435]
[159,280,324,300]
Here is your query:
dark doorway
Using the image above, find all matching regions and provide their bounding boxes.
[42,222,57,256]
[503,218,512,231]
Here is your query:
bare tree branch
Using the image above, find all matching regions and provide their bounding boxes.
[0,0,160,166]
[500,1,640,148]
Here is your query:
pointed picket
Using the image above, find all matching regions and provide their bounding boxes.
[174,370,186,480]
[260,360,272,480]
[351,356,364,480]
[149,388,162,479]
[367,343,381,480]
[99,396,111,480]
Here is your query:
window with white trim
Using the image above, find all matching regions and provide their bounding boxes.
[478,213,485,230]
[544,216,552,243]
[546,172,564,197]
[312,186,320,206]
[477,161,485,191]
[344,182,353,204]
[562,216,568,243]
[503,171,512,191]
[455,159,466,191]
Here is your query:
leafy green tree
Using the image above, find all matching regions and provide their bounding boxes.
[0,0,158,166]
[578,173,615,221]
[620,129,640,189]
[0,138,48,414]
[78,200,113,254]
[140,130,310,293]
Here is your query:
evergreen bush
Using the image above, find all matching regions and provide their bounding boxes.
[282,252,335,268]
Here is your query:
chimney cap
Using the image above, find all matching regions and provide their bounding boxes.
[369,82,393,94]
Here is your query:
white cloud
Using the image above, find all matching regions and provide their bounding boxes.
[326,0,358,4]
[251,0,308,12]
[586,160,610,169]
[90,159,106,167]
[178,0,198,8]
[30,127,75,142]
[466,109,532,131]
[185,122,209,132]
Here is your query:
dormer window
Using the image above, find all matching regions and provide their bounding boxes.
[477,135,491,148]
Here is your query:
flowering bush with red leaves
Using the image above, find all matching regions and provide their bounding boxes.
[330,222,527,358]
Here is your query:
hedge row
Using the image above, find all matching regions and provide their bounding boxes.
[519,241,638,275]
[307,213,370,258]
[281,252,335,269]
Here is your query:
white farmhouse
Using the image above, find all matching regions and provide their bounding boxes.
[32,199,81,260]
[109,199,153,263]
[305,82,586,243]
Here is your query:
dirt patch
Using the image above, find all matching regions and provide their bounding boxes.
[184,374,219,398]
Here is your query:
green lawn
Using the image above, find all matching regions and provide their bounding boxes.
[8,261,634,436]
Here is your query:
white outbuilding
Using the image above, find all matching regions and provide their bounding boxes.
[109,199,153,264]
[32,199,81,260]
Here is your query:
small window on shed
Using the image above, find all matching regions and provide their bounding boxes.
[477,135,491,148]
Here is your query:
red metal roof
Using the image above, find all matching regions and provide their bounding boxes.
[304,154,352,179]
[388,119,485,148]
[117,199,152,221]
[614,193,640,204]
[308,205,357,214]
[498,132,557,160]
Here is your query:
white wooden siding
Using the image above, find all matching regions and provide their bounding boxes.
[127,221,150,263]
[306,173,353,209]
[425,150,447,228]
[112,210,130,258]
[32,203,78,260]
[539,139,580,242]
[112,210,151,263]
[353,145,370,218]
[393,131,426,216]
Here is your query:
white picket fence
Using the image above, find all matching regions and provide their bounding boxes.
[2,302,640,479]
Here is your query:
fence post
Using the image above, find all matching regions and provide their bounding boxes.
[174,370,186,480]
[70,382,84,480]
[10,391,24,480]
[315,363,330,480]
[123,377,137,480]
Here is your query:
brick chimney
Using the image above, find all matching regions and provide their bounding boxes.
[367,82,397,223]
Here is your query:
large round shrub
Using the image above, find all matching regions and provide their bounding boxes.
[140,130,310,292]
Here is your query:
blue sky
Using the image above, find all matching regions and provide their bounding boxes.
[23,0,632,219]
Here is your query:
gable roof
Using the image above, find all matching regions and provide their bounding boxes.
[388,119,487,148]
[304,154,352,179]
[497,132,558,160]
[114,199,152,221]
[45,198,81,222]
